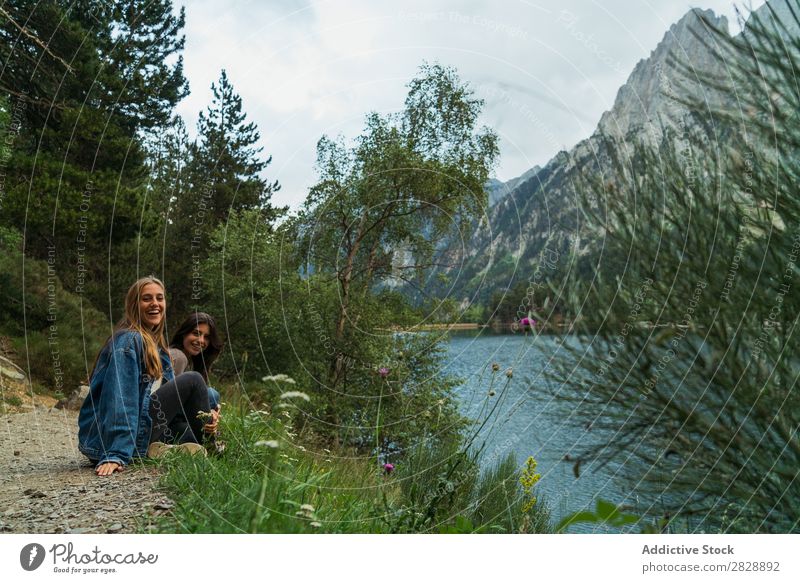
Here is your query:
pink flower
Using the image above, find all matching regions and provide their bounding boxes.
[378,367,389,378]
[383,463,394,474]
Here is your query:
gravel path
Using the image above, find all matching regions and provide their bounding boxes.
[0,408,174,534]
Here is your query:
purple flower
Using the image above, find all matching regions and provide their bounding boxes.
[383,463,394,474]
[378,367,390,378]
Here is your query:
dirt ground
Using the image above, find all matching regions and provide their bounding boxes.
[0,399,175,534]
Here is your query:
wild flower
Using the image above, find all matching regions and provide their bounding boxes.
[196,410,214,422]
[296,503,316,520]
[488,390,496,397]
[383,463,394,474]
[310,521,322,528]
[378,367,390,378]
[519,456,541,513]
[279,391,311,402]
[262,374,296,384]
[254,440,280,449]
[505,368,513,379]
[492,363,500,372]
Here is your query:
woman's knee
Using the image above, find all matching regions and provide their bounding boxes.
[179,370,206,388]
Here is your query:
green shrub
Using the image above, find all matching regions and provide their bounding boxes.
[549,7,800,532]
[0,227,107,392]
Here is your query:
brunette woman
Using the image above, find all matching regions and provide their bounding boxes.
[166,312,224,440]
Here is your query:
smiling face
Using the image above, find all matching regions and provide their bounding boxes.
[182,322,211,356]
[138,283,166,329]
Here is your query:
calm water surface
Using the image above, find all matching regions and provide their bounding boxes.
[443,330,645,531]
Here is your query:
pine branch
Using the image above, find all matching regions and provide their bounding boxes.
[0,5,74,74]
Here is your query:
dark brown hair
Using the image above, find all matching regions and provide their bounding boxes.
[170,312,224,382]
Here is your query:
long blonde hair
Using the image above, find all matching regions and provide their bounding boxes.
[89,277,168,381]
[118,276,168,380]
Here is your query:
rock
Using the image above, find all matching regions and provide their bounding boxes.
[68,527,92,534]
[55,385,89,411]
[107,523,123,533]
[153,501,174,510]
[0,355,26,381]
[13,451,20,456]
[23,489,46,499]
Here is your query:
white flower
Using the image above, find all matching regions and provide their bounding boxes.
[300,504,315,512]
[310,521,322,528]
[262,374,297,384]
[254,440,280,449]
[279,391,310,402]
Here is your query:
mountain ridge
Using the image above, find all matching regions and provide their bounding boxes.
[452,4,764,307]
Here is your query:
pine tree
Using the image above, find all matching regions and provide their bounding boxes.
[193,69,282,227]
[150,116,220,321]
[0,0,188,313]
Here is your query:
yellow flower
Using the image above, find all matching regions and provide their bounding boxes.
[519,456,541,513]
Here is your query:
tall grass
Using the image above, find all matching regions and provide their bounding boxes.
[150,384,551,534]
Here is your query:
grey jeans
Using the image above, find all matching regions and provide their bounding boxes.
[148,371,210,444]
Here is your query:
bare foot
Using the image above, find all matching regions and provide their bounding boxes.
[95,462,123,476]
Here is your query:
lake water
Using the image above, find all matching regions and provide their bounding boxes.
[443,330,644,532]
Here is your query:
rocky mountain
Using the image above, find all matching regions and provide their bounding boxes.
[447,5,762,308]
[485,166,542,207]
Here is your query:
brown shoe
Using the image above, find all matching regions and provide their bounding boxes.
[173,442,207,457]
[148,441,207,459]
[147,441,173,459]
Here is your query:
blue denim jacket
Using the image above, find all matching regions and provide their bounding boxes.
[78,329,174,466]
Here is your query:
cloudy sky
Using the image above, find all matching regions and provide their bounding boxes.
[175,0,764,210]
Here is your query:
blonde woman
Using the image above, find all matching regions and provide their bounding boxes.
[78,277,215,476]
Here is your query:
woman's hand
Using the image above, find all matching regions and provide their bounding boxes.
[203,406,221,435]
[96,462,123,476]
